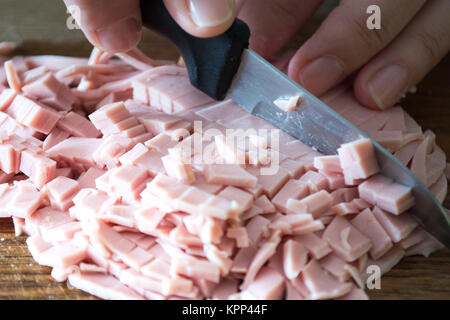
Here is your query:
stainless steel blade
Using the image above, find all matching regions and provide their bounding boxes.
[227,49,450,247]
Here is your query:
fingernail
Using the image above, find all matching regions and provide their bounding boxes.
[96,17,141,53]
[189,0,234,27]
[298,56,346,96]
[368,65,409,110]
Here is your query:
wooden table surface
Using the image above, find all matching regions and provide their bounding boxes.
[0,0,449,300]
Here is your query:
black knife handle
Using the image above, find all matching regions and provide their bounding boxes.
[140,0,250,100]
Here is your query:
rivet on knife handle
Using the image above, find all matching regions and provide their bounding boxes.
[140,0,250,100]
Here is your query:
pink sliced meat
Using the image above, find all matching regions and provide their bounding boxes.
[7,94,61,134]
[43,127,71,151]
[367,245,405,276]
[203,164,257,188]
[47,137,102,168]
[398,227,427,249]
[69,272,144,300]
[430,174,447,203]
[294,232,332,260]
[290,190,333,217]
[298,170,329,193]
[218,186,253,212]
[369,130,404,152]
[273,95,303,112]
[272,179,309,213]
[78,167,106,189]
[0,48,445,301]
[57,111,101,138]
[7,181,43,218]
[372,206,417,243]
[45,176,80,211]
[406,234,444,258]
[28,238,86,269]
[314,155,342,173]
[0,88,17,111]
[161,154,195,184]
[4,60,22,92]
[320,253,350,282]
[22,73,78,111]
[283,239,308,279]
[244,267,285,300]
[279,158,305,178]
[19,150,56,188]
[323,216,372,262]
[241,232,282,289]
[351,208,393,259]
[358,174,414,215]
[301,259,352,300]
[226,226,249,248]
[338,138,379,184]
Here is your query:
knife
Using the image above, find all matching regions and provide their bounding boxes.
[140,0,450,247]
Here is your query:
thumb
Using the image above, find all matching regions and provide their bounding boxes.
[63,0,141,53]
[163,0,237,38]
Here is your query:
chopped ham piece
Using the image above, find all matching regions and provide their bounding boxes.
[7,95,62,134]
[338,138,379,184]
[0,88,17,111]
[203,164,257,188]
[68,272,143,300]
[22,73,77,110]
[295,233,332,260]
[57,112,100,138]
[367,246,405,276]
[351,208,393,260]
[289,190,333,217]
[273,95,303,112]
[323,216,372,262]
[358,174,414,215]
[372,206,417,243]
[44,176,80,211]
[47,137,102,168]
[314,155,342,173]
[302,259,352,300]
[226,227,249,248]
[43,127,71,151]
[405,233,444,257]
[245,267,285,299]
[283,239,308,279]
[272,179,309,213]
[161,154,195,184]
[320,253,350,282]
[4,60,22,92]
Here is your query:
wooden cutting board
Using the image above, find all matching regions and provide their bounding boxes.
[0,0,449,300]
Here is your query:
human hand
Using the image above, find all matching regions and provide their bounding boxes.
[237,0,450,109]
[63,0,236,53]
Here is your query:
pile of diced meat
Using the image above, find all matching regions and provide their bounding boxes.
[0,43,448,300]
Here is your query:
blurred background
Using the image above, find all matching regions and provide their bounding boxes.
[0,0,337,58]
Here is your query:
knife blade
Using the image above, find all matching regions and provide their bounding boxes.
[140,0,450,247]
[228,49,450,247]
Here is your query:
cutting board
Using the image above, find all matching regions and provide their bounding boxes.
[0,0,449,300]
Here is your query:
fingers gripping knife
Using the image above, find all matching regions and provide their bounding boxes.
[140,0,450,247]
